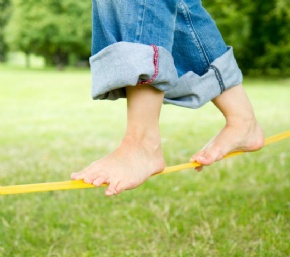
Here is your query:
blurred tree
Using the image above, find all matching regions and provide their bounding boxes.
[3,0,290,73]
[202,0,252,72]
[0,0,11,62]
[204,0,290,75]
[5,0,91,68]
[241,0,290,74]
[255,0,290,75]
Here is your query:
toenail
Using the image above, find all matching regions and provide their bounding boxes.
[197,156,206,162]
[106,190,113,196]
[84,178,91,184]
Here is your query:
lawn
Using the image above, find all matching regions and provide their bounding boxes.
[0,67,289,257]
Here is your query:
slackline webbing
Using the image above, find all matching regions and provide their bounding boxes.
[1,130,289,195]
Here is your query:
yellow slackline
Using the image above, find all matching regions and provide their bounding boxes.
[1,130,290,196]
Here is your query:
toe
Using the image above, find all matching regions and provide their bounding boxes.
[71,170,88,180]
[114,183,126,194]
[105,179,120,196]
[71,172,78,180]
[93,177,107,187]
[196,155,214,165]
[83,170,103,184]
[190,151,205,163]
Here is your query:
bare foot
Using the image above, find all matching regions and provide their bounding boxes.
[190,84,264,171]
[190,119,264,171]
[71,135,165,196]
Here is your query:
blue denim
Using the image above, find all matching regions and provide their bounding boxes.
[90,0,243,108]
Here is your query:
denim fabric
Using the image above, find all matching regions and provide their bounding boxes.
[90,0,243,108]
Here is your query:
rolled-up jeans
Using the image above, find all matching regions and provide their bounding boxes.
[90,0,243,108]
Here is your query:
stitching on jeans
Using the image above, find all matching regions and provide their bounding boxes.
[140,45,159,85]
[179,0,210,66]
[209,65,226,93]
[135,0,146,42]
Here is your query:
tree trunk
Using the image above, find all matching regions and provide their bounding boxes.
[25,52,30,68]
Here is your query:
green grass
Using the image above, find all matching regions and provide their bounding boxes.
[0,67,289,257]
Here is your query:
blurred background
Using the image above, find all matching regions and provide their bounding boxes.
[1,1,290,256]
[0,0,289,75]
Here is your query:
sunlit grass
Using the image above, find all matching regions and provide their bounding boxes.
[0,67,289,257]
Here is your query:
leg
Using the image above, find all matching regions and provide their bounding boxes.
[171,0,264,166]
[82,1,178,196]
[165,0,243,108]
[71,84,165,196]
[190,84,264,170]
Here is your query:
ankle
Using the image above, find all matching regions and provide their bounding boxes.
[122,132,162,153]
[225,114,257,127]
[223,116,265,150]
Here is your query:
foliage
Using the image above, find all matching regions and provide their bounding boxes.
[5,0,91,67]
[1,0,290,74]
[203,0,290,75]
[0,0,11,62]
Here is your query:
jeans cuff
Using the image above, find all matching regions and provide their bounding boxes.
[164,47,243,108]
[90,42,178,100]
[90,43,242,109]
